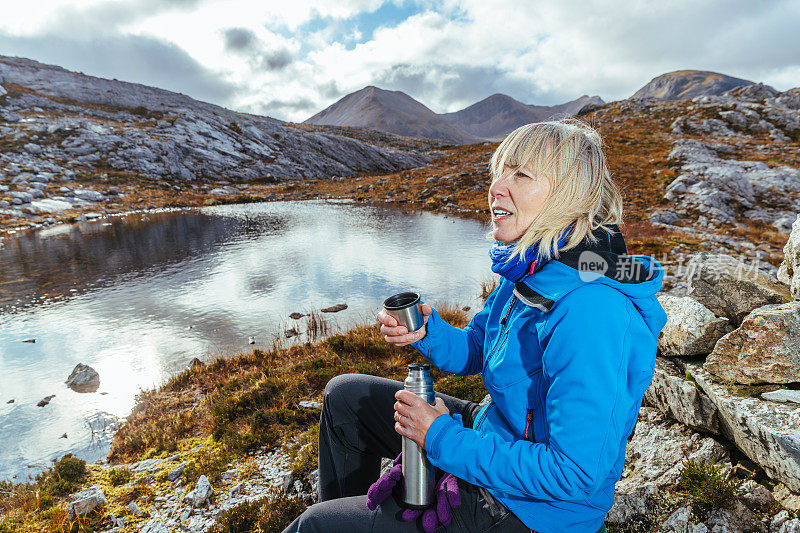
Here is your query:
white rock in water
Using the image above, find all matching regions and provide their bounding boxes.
[65,363,100,393]
[0,84,7,97]
[67,485,107,519]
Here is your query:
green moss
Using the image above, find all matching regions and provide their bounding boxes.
[182,440,234,486]
[40,453,88,497]
[209,492,313,533]
[289,426,320,482]
[0,517,19,533]
[685,372,704,393]
[678,458,742,510]
[107,467,132,487]
[435,374,488,403]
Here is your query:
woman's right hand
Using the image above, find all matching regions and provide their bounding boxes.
[377,304,433,347]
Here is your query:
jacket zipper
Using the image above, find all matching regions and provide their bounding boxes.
[483,295,518,372]
[473,400,493,430]
[475,296,519,431]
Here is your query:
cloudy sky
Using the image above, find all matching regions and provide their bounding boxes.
[1,0,798,122]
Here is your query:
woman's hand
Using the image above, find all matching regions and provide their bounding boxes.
[377,304,433,347]
[394,389,449,448]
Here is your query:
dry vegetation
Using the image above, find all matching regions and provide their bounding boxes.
[0,302,486,532]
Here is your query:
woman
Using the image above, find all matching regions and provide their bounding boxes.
[282,118,667,533]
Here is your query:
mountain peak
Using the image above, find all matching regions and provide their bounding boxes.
[632,70,752,101]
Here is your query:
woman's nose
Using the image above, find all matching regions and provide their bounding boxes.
[489,174,509,198]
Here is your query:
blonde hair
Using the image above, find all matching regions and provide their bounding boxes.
[488,117,623,263]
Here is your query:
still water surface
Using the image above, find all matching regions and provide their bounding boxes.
[0,200,492,480]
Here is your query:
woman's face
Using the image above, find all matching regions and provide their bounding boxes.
[488,164,552,243]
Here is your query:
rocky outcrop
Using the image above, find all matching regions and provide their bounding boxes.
[184,475,214,507]
[67,485,107,519]
[778,215,800,298]
[65,363,100,393]
[645,358,721,434]
[657,294,732,356]
[607,406,728,524]
[686,253,791,325]
[653,83,800,231]
[704,302,800,384]
[686,362,800,492]
[0,55,434,224]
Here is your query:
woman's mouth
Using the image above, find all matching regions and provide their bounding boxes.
[492,208,513,221]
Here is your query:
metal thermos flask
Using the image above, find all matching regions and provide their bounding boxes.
[401,363,436,508]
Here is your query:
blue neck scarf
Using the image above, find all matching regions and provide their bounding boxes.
[489,228,572,282]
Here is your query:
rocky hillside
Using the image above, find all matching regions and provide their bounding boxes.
[646,83,800,237]
[304,85,603,143]
[632,70,752,101]
[0,55,440,228]
[598,226,800,532]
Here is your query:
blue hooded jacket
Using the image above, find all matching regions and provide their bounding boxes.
[411,225,668,533]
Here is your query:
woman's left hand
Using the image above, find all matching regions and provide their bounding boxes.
[394,390,450,448]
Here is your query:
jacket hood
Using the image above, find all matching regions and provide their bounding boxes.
[515,224,667,338]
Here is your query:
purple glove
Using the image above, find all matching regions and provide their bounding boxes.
[401,471,461,533]
[366,453,403,510]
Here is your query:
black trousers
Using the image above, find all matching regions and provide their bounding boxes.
[281,373,531,533]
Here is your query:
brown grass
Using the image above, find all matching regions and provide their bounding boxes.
[109,303,471,464]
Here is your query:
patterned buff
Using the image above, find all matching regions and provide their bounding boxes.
[488,228,572,283]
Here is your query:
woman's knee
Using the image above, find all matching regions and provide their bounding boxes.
[287,497,370,532]
[324,373,360,407]
[288,502,328,532]
[323,373,383,411]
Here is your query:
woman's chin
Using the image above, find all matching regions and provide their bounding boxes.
[492,231,515,244]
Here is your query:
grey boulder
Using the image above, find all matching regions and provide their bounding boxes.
[67,485,107,519]
[704,302,800,384]
[686,252,791,325]
[65,363,100,393]
[657,294,732,356]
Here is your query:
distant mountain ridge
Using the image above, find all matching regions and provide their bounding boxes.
[304,86,605,144]
[442,93,605,140]
[632,69,753,101]
[303,86,477,144]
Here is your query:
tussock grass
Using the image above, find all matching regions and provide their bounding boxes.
[678,458,742,510]
[1,302,477,529]
[0,454,114,533]
[208,489,314,533]
[109,303,471,465]
[479,275,499,304]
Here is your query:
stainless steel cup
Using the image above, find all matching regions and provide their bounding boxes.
[383,292,424,332]
[401,363,436,508]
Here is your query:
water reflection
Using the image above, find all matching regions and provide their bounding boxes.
[0,200,492,480]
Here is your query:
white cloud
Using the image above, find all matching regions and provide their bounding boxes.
[0,0,798,122]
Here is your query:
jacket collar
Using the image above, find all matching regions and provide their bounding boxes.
[513,224,661,312]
